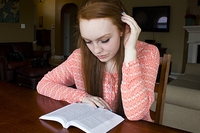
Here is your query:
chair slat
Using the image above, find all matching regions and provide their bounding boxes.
[150,54,171,124]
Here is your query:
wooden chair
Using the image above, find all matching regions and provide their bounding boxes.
[150,54,171,124]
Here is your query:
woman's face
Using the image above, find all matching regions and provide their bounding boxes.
[79,18,122,64]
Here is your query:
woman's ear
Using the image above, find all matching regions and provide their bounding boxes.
[125,24,130,34]
[120,32,123,37]
[120,24,130,37]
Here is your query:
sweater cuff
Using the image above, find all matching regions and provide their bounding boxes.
[78,92,89,103]
[123,59,139,69]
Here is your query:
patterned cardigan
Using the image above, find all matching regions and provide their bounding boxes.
[37,41,160,121]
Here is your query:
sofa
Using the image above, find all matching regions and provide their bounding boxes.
[162,63,200,133]
[0,42,51,82]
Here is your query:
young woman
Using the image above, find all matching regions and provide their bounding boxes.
[37,0,160,122]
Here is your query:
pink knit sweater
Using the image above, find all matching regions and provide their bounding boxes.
[37,41,160,121]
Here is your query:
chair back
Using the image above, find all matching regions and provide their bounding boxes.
[150,54,171,124]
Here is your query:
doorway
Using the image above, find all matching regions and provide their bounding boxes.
[61,3,78,58]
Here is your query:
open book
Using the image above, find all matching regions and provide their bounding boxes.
[39,103,124,133]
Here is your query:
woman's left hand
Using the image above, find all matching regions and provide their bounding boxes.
[81,94,111,111]
[121,12,141,50]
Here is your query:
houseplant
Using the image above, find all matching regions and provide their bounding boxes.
[185,14,196,25]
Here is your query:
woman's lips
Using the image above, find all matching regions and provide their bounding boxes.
[97,55,107,59]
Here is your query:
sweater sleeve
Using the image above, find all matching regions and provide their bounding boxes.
[36,49,88,103]
[121,42,160,121]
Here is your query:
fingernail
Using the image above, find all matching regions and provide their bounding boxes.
[102,106,105,109]
[110,109,113,112]
[122,12,126,15]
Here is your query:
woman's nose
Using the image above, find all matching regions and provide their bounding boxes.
[94,44,102,54]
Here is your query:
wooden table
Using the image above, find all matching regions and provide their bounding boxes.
[0,82,189,133]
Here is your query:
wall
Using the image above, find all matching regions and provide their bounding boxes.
[0,0,34,43]
[41,0,188,73]
[55,0,84,56]
[122,0,187,74]
[60,4,78,56]
[1,0,197,74]
[35,0,81,57]
[187,0,200,25]
[36,0,55,53]
[183,0,200,72]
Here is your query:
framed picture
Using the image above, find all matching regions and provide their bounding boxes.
[0,0,19,23]
[198,0,200,6]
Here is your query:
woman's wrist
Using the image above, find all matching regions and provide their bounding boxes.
[124,48,137,63]
[80,93,90,103]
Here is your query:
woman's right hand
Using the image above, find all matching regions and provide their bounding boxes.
[121,12,141,50]
[121,12,141,62]
[82,94,111,111]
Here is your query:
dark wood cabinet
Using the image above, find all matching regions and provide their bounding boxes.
[160,48,167,57]
[36,30,51,50]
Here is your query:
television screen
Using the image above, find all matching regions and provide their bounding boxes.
[132,6,170,32]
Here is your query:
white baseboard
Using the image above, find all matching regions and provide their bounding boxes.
[168,75,178,79]
[169,72,184,79]
[170,72,182,76]
[51,55,64,59]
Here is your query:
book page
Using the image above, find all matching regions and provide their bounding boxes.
[70,106,124,133]
[39,103,124,133]
[40,103,94,128]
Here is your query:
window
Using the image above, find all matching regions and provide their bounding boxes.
[157,16,168,29]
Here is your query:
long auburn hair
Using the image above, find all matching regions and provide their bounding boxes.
[75,0,128,116]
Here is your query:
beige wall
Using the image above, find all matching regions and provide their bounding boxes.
[36,0,55,30]
[54,0,84,56]
[36,0,55,52]
[1,0,200,74]
[122,0,187,74]
[53,0,190,73]
[0,0,34,42]
[35,0,82,56]
[187,0,200,25]
[36,0,199,74]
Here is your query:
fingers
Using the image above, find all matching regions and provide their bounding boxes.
[121,12,141,50]
[93,97,110,109]
[82,95,111,111]
[121,12,141,34]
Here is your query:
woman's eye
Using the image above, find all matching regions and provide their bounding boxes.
[101,39,109,43]
[84,40,92,44]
